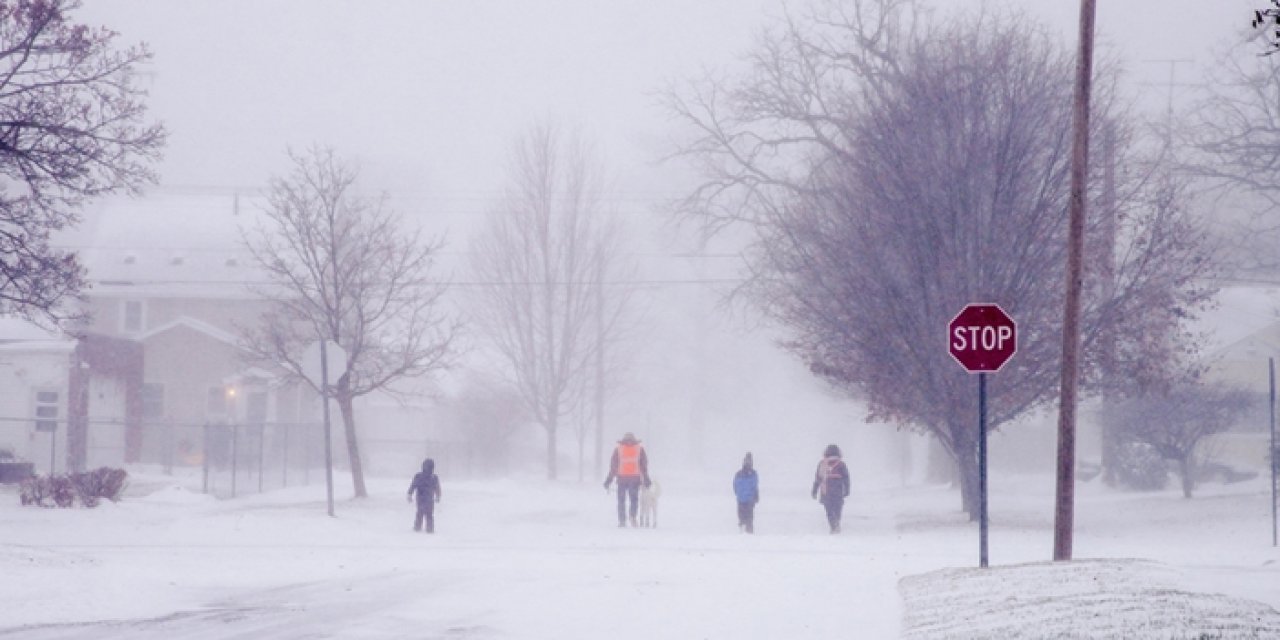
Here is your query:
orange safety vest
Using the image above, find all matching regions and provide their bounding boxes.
[617,444,642,476]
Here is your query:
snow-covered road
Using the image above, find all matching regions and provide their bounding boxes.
[2,470,1278,638]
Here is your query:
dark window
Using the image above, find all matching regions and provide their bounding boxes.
[142,383,164,421]
[35,391,58,432]
[123,300,144,333]
[207,387,227,415]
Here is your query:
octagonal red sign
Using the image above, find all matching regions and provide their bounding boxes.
[948,303,1017,373]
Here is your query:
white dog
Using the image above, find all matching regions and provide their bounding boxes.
[638,480,661,528]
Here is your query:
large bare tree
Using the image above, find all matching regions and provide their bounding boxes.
[469,123,632,480]
[0,0,165,322]
[242,147,456,498]
[667,0,1216,517]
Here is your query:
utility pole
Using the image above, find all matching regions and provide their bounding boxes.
[1100,123,1117,485]
[594,270,605,479]
[1054,0,1096,563]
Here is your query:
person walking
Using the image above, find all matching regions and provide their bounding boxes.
[733,452,759,533]
[407,458,442,533]
[811,444,850,534]
[603,432,651,527]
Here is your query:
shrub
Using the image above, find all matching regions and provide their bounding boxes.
[1113,442,1169,491]
[18,468,129,508]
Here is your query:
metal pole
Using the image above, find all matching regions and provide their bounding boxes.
[594,273,605,479]
[979,372,989,568]
[1270,357,1276,547]
[258,423,265,494]
[202,423,209,494]
[231,424,238,499]
[321,340,336,517]
[50,429,56,475]
[282,422,289,488]
[1054,0,1096,563]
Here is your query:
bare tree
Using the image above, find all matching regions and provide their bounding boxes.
[1113,379,1254,498]
[468,123,632,481]
[1183,44,1280,277]
[242,147,457,498]
[0,0,165,323]
[667,0,1216,517]
[445,373,529,473]
[1253,2,1280,55]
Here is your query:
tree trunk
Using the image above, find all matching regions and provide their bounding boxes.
[577,430,585,483]
[949,424,980,521]
[546,417,558,480]
[956,445,980,521]
[1179,456,1194,499]
[336,392,367,498]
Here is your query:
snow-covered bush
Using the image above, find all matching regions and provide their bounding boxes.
[1112,443,1169,492]
[19,468,128,508]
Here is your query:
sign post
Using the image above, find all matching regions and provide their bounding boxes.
[303,340,347,518]
[949,303,1018,568]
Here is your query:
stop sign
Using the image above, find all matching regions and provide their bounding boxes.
[948,303,1017,373]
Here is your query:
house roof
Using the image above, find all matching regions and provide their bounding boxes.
[57,191,275,300]
[1201,286,1280,361]
[139,316,243,348]
[0,318,74,354]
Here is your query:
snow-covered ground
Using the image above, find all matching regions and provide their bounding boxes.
[2,467,1278,639]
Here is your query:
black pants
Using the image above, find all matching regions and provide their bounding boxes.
[414,501,435,533]
[616,476,641,525]
[737,501,755,533]
[822,496,844,532]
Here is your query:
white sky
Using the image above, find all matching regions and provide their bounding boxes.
[75,0,1261,223]
[64,1,1274,472]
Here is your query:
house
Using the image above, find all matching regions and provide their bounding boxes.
[0,319,75,475]
[62,192,319,473]
[52,191,447,481]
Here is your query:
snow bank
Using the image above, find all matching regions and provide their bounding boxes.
[901,558,1280,639]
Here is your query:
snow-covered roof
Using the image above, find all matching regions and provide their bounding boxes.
[1199,285,1280,359]
[58,191,271,300]
[138,316,243,348]
[0,317,74,354]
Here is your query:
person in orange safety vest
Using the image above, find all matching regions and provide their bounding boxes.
[603,432,651,527]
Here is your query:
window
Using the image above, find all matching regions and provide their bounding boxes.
[122,300,144,333]
[141,383,164,421]
[207,387,228,416]
[35,391,58,432]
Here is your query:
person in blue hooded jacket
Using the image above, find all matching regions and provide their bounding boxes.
[406,458,442,533]
[733,452,759,533]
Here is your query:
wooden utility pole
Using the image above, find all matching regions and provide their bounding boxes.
[1055,0,1096,563]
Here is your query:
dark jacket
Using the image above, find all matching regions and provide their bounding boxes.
[408,459,442,506]
[811,455,849,501]
[733,467,759,504]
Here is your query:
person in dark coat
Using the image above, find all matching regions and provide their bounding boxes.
[603,432,650,527]
[406,458,442,533]
[811,444,850,534]
[733,452,760,533]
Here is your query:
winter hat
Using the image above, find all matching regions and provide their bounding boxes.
[422,458,435,473]
[618,432,639,444]
[823,444,841,458]
[743,452,753,468]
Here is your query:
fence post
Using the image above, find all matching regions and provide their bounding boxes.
[257,423,265,494]
[202,423,209,494]
[231,424,238,499]
[282,422,289,488]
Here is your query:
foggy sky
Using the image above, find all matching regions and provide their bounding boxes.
[66,0,1266,480]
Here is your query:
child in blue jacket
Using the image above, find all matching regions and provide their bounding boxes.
[407,458,442,533]
[733,452,759,533]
